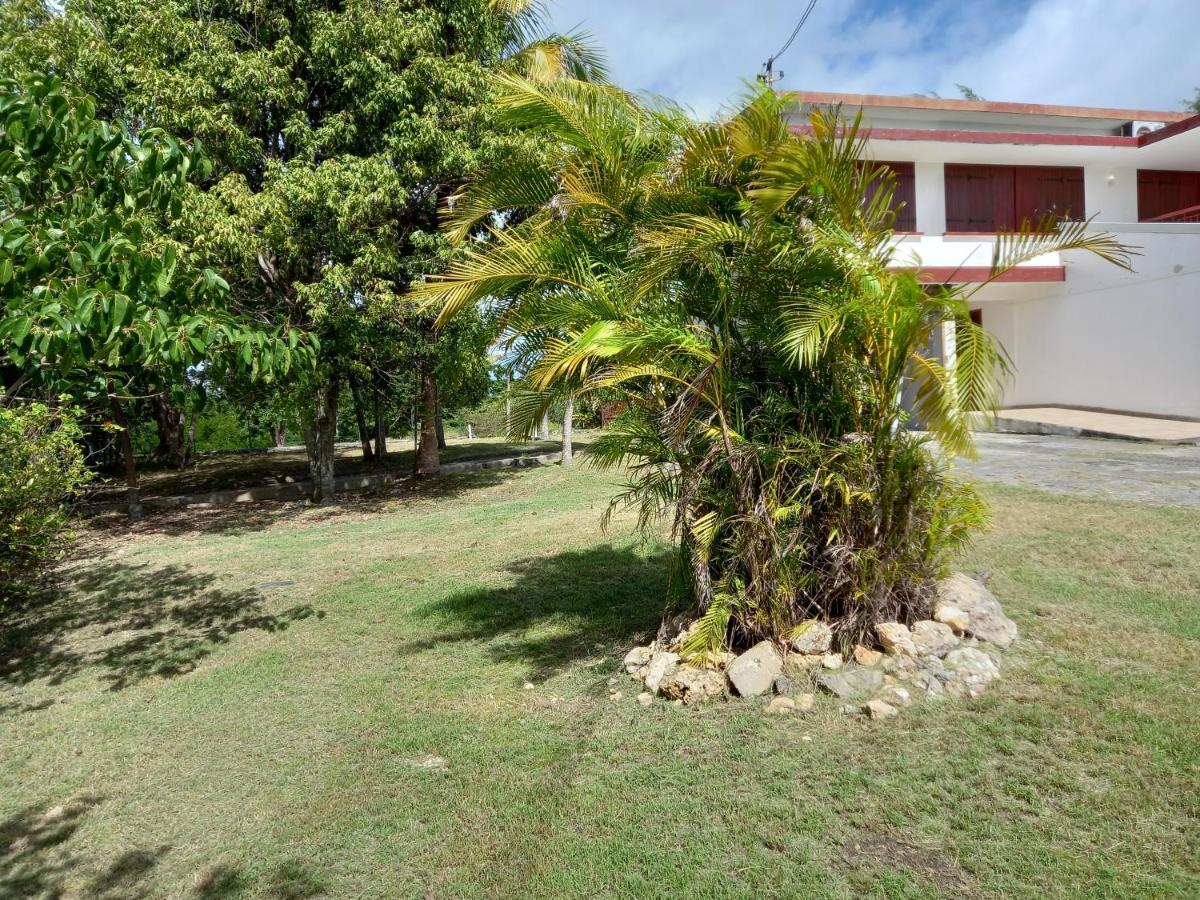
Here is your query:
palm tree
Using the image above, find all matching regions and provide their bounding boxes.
[416,77,1131,651]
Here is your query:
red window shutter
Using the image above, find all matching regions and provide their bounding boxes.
[945,164,1010,232]
[863,161,917,231]
[1014,167,1085,225]
[1139,170,1200,220]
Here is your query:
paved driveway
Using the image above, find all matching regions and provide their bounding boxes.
[958,433,1200,508]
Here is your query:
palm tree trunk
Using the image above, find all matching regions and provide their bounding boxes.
[561,393,574,464]
[539,408,550,441]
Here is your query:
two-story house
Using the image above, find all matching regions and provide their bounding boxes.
[790,92,1200,422]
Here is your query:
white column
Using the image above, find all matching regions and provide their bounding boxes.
[913,162,947,235]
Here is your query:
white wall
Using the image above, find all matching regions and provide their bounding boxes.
[979,227,1200,418]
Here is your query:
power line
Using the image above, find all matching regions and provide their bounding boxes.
[760,0,819,86]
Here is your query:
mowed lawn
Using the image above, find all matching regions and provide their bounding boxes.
[2,463,1198,898]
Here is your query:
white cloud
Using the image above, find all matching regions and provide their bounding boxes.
[548,0,1197,118]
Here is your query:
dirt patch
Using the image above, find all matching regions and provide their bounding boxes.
[842,830,975,897]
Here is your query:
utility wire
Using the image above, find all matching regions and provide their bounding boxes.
[761,0,819,84]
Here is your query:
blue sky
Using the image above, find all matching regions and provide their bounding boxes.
[547,0,1198,118]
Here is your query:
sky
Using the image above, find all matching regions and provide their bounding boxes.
[546,0,1199,119]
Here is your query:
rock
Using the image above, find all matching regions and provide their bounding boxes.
[913,670,945,699]
[790,620,833,655]
[877,685,912,708]
[881,653,919,677]
[839,704,859,716]
[795,692,816,711]
[726,641,784,697]
[943,647,1001,691]
[875,622,916,656]
[773,674,797,695]
[933,603,970,634]
[937,573,1018,649]
[522,682,535,690]
[636,691,654,706]
[643,652,679,694]
[853,645,883,667]
[766,696,796,714]
[660,665,726,704]
[610,691,623,701]
[785,654,824,675]
[818,668,884,699]
[623,646,653,677]
[820,653,844,670]
[863,699,899,719]
[910,620,959,657]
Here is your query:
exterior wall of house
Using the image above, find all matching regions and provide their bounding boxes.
[981,226,1200,419]
[847,117,1200,420]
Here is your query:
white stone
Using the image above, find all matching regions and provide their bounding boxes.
[933,603,970,633]
[937,573,1018,648]
[820,653,844,670]
[636,691,654,706]
[766,696,796,714]
[863,699,899,719]
[726,641,784,697]
[910,620,959,657]
[643,652,679,695]
[790,620,833,655]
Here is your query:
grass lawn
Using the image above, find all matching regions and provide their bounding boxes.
[2,463,1198,898]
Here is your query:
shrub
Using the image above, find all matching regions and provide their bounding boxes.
[0,403,91,600]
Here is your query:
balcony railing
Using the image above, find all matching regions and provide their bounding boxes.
[1143,203,1200,223]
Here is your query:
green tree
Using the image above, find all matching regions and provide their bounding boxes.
[418,78,1132,650]
[1186,88,1200,114]
[0,401,91,599]
[22,0,601,499]
[0,71,309,517]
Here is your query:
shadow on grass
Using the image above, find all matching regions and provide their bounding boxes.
[406,544,671,681]
[0,795,321,899]
[0,561,322,696]
[0,795,172,898]
[82,468,528,539]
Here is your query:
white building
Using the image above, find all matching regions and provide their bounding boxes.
[791,92,1200,421]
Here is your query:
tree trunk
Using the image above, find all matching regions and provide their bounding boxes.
[539,408,550,441]
[108,385,143,521]
[372,387,387,463]
[187,408,197,461]
[349,375,375,464]
[435,383,447,450]
[414,366,440,476]
[561,393,574,465]
[300,377,340,503]
[273,423,287,448]
[152,394,189,470]
[504,379,512,437]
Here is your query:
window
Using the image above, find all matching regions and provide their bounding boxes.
[864,161,917,231]
[1137,170,1200,221]
[944,164,1085,233]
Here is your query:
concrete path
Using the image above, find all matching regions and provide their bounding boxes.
[960,432,1200,508]
[993,407,1200,443]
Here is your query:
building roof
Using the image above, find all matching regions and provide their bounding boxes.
[787,92,1193,124]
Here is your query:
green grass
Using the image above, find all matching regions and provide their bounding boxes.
[2,465,1198,898]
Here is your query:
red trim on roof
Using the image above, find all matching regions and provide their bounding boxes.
[1138,113,1200,147]
[791,124,1136,147]
[893,266,1066,284]
[787,91,1192,123]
